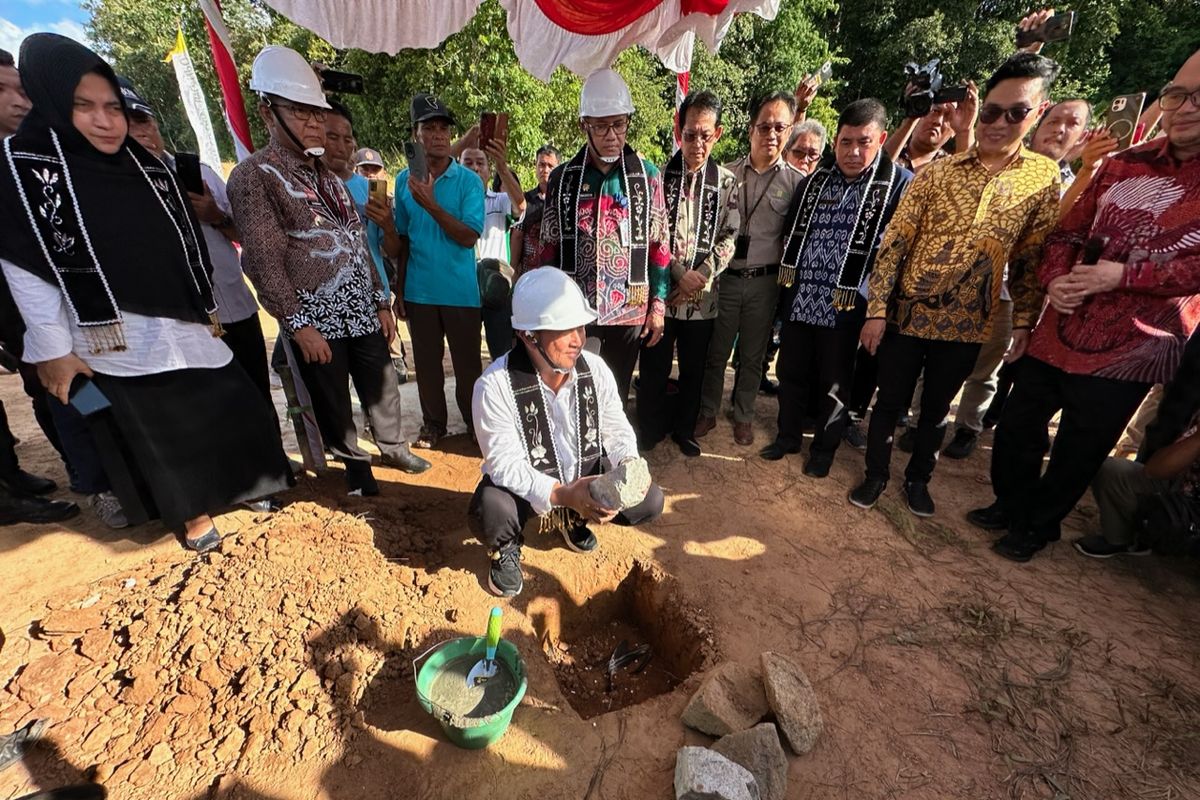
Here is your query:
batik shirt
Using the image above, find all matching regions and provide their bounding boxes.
[228,142,387,339]
[1028,137,1200,384]
[664,163,739,321]
[867,146,1061,343]
[788,160,912,329]
[539,159,672,326]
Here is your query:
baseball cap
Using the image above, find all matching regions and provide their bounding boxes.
[354,147,384,168]
[117,76,155,117]
[410,93,456,126]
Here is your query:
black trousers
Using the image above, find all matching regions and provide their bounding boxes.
[865,332,980,483]
[775,320,859,455]
[406,302,482,433]
[468,473,665,550]
[636,317,714,444]
[587,323,642,405]
[849,346,879,419]
[221,314,272,404]
[293,331,408,470]
[990,356,1150,541]
[482,304,514,361]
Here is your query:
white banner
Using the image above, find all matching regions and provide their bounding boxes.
[166,29,222,170]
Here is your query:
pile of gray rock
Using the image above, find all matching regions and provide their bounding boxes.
[674,652,823,800]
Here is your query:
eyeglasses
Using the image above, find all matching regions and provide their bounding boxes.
[753,122,793,137]
[681,130,717,144]
[978,104,1035,125]
[584,119,630,136]
[275,103,328,122]
[1159,88,1200,111]
[790,148,822,163]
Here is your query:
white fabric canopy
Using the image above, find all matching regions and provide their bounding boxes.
[256,0,780,79]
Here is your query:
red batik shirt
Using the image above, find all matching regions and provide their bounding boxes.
[1028,137,1200,384]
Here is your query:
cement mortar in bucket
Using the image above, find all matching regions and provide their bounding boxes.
[414,636,527,749]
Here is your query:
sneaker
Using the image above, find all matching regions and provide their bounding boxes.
[759,440,801,461]
[992,531,1046,563]
[381,449,432,474]
[903,481,935,517]
[942,427,979,459]
[803,453,833,478]
[561,523,598,553]
[759,377,779,396]
[896,427,916,453]
[672,433,702,458]
[345,464,380,497]
[849,478,887,510]
[843,422,867,450]
[88,491,128,529]
[966,502,1008,531]
[413,425,443,450]
[487,544,523,597]
[1073,534,1152,559]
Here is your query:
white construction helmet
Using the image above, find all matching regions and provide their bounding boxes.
[249,46,331,109]
[511,268,598,332]
[579,68,634,118]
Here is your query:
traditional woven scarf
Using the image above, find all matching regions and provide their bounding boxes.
[506,343,603,533]
[3,131,220,352]
[662,150,721,270]
[548,144,650,306]
[779,153,899,310]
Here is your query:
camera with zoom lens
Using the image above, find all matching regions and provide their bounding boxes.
[901,59,967,118]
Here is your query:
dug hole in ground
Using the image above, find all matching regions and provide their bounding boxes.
[1,324,1199,799]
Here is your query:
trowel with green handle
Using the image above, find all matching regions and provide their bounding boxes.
[466,607,503,687]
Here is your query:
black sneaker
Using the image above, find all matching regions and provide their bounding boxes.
[1073,534,1152,559]
[803,453,833,478]
[849,478,887,510]
[345,463,380,497]
[843,422,867,450]
[942,428,979,459]
[966,502,1008,531]
[896,427,916,453]
[561,523,598,553]
[903,481,935,517]
[759,440,801,461]
[488,544,524,597]
[992,531,1045,563]
[759,377,779,396]
[672,433,702,458]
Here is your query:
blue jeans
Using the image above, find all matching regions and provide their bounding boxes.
[48,396,110,494]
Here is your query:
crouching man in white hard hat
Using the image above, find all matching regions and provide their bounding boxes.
[469,268,664,597]
[228,46,430,495]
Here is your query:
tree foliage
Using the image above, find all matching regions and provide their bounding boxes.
[82,0,1199,185]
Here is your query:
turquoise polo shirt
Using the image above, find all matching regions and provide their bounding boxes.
[393,159,485,307]
[342,173,389,295]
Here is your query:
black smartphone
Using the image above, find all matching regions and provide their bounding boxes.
[69,375,111,417]
[174,152,204,195]
[1016,11,1077,48]
[935,85,969,104]
[404,140,428,183]
[319,69,364,95]
[1105,92,1147,151]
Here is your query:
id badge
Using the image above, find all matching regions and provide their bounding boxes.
[734,234,751,260]
[618,215,631,247]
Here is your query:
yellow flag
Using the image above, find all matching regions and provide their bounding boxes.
[164,27,186,63]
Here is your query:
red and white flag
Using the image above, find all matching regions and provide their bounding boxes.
[198,0,254,161]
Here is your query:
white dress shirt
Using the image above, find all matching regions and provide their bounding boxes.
[472,348,638,515]
[199,163,261,325]
[2,259,232,377]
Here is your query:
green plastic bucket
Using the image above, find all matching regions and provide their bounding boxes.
[413,636,527,749]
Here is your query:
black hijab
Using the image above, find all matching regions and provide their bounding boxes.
[0,33,218,353]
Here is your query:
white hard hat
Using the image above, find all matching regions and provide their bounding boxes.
[249,46,331,109]
[579,68,634,118]
[511,268,598,332]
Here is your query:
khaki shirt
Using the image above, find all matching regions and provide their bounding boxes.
[724,155,803,269]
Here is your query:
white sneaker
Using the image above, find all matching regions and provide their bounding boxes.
[89,491,129,529]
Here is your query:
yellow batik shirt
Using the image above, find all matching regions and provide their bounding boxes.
[866,146,1061,343]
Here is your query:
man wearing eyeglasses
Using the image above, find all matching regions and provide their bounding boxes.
[785,121,827,176]
[850,53,1062,518]
[980,49,1200,562]
[229,46,431,496]
[697,91,804,446]
[636,90,739,457]
[763,99,912,475]
[539,69,671,407]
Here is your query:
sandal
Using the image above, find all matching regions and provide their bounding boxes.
[0,719,47,773]
[413,425,443,450]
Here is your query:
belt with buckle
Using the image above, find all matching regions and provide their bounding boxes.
[723,265,779,279]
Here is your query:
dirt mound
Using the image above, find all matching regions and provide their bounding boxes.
[0,503,425,797]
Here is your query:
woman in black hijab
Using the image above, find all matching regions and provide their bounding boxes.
[0,33,291,551]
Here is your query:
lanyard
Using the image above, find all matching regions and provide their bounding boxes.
[739,161,781,234]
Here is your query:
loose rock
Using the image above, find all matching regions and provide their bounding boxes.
[674,746,760,800]
[712,723,788,800]
[681,662,769,737]
[760,652,823,755]
[589,457,651,511]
